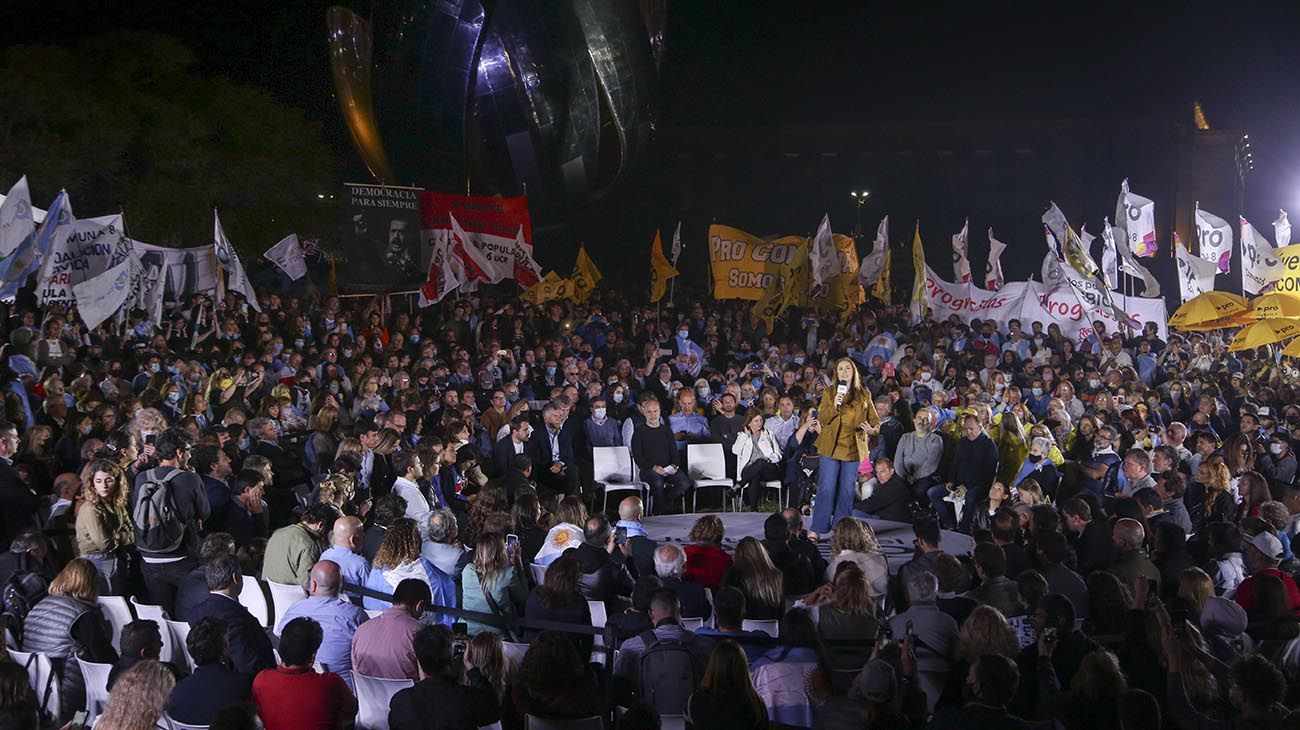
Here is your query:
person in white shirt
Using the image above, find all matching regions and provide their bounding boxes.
[389,450,429,519]
[733,409,783,512]
[765,395,799,449]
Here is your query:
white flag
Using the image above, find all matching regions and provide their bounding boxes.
[213,209,261,311]
[1241,216,1282,295]
[1100,219,1119,289]
[1106,216,1161,297]
[1195,204,1232,273]
[1116,179,1158,257]
[1176,243,1219,301]
[73,256,133,331]
[0,177,35,259]
[1275,210,1292,247]
[810,214,839,286]
[670,221,683,265]
[985,228,1006,290]
[263,234,307,280]
[859,215,889,289]
[1041,250,1068,292]
[1042,202,1068,247]
[951,218,971,283]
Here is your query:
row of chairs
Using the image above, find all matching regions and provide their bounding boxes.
[591,444,787,515]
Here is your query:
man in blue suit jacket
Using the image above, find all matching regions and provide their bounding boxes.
[188,553,275,676]
[527,401,578,498]
[167,616,254,725]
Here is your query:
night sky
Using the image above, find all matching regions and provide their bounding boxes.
[6,0,1300,221]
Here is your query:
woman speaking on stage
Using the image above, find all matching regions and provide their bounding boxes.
[810,358,879,538]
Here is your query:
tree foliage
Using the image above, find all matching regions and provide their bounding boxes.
[0,32,336,253]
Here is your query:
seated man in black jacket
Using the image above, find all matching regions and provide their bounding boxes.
[652,543,711,619]
[388,624,500,730]
[189,552,276,676]
[573,515,635,613]
[760,513,815,596]
[175,533,237,623]
[167,617,253,726]
[852,457,912,523]
[782,508,828,580]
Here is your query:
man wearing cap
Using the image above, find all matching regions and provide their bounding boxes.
[1268,432,1297,498]
[1234,530,1300,616]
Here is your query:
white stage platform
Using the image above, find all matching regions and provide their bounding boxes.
[638,513,973,574]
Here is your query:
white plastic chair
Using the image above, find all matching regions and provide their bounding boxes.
[164,619,193,672]
[95,596,135,652]
[130,598,174,663]
[237,575,272,628]
[592,446,647,513]
[76,656,113,723]
[680,617,703,631]
[661,716,686,730]
[353,673,414,730]
[8,649,60,720]
[686,443,734,511]
[735,479,785,512]
[529,563,548,586]
[163,717,210,730]
[365,609,383,619]
[587,600,608,649]
[502,641,530,677]
[266,581,308,635]
[742,619,780,637]
[704,587,715,629]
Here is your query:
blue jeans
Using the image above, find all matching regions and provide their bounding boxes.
[83,551,123,595]
[926,484,978,531]
[812,457,858,534]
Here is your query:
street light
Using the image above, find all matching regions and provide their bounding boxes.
[850,190,870,235]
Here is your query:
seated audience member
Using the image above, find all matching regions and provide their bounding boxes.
[362,494,408,562]
[853,457,911,522]
[504,631,607,728]
[615,496,658,578]
[825,517,889,598]
[749,609,835,727]
[759,513,815,596]
[722,536,787,620]
[929,654,1029,729]
[964,542,1021,617]
[253,617,357,730]
[784,508,830,581]
[277,560,369,686]
[351,578,430,681]
[364,517,452,623]
[888,570,959,704]
[683,514,732,591]
[262,504,336,589]
[388,624,502,730]
[654,543,712,619]
[804,562,878,672]
[573,515,636,612]
[168,616,255,726]
[461,531,529,637]
[523,554,593,657]
[697,586,780,660]
[420,507,468,580]
[686,640,770,729]
[175,532,237,622]
[613,589,715,702]
[191,552,277,676]
[607,575,661,647]
[106,619,182,690]
[95,660,177,730]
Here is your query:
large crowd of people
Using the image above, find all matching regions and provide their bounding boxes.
[0,283,1295,729]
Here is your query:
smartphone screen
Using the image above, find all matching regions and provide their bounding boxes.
[615,526,628,546]
[506,533,520,560]
[71,711,88,729]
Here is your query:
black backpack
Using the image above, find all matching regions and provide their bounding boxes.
[0,560,49,643]
[637,629,698,716]
[133,468,187,553]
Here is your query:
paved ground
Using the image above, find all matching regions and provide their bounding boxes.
[639,513,973,574]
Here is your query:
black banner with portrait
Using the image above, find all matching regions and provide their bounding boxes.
[339,183,425,292]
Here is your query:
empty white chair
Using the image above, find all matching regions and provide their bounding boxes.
[95,596,135,652]
[529,563,548,586]
[525,715,604,730]
[76,656,113,723]
[586,600,608,629]
[130,598,174,663]
[353,673,414,730]
[591,446,647,513]
[165,619,193,672]
[237,575,272,628]
[742,619,779,637]
[502,641,530,677]
[266,581,308,635]
[680,617,703,631]
[163,717,210,730]
[8,649,60,720]
[686,443,734,511]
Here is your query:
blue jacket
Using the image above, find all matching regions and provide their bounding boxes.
[166,663,253,725]
[189,592,275,676]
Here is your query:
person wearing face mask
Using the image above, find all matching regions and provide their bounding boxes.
[1012,437,1060,501]
[584,396,621,451]
[1268,433,1297,496]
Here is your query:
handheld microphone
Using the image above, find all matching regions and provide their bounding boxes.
[835,380,849,407]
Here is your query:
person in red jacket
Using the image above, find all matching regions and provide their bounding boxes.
[253,617,357,730]
[1234,531,1300,616]
[682,514,732,591]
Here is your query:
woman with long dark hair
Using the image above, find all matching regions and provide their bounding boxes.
[686,640,768,729]
[811,358,879,538]
[522,555,592,656]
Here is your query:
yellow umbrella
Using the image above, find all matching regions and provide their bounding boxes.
[1283,338,1300,358]
[1252,291,1300,319]
[1178,309,1257,331]
[1228,319,1300,351]
[1169,291,1249,329]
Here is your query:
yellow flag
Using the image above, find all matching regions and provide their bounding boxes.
[569,245,601,303]
[1062,224,1099,278]
[873,247,892,302]
[522,271,571,305]
[910,223,927,323]
[751,277,783,331]
[650,232,678,302]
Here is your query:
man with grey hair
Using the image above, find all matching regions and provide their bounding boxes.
[894,406,944,502]
[527,400,577,497]
[1106,517,1161,596]
[888,570,957,704]
[421,507,467,578]
[653,543,710,619]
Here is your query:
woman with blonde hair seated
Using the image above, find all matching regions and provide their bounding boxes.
[824,517,888,598]
[96,660,176,730]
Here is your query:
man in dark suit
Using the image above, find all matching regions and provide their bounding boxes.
[193,444,233,534]
[527,401,578,497]
[0,420,39,551]
[167,616,254,726]
[188,553,275,676]
[760,513,815,595]
[653,543,711,619]
[492,415,532,479]
[388,624,499,730]
[930,654,1031,730]
[248,417,309,527]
